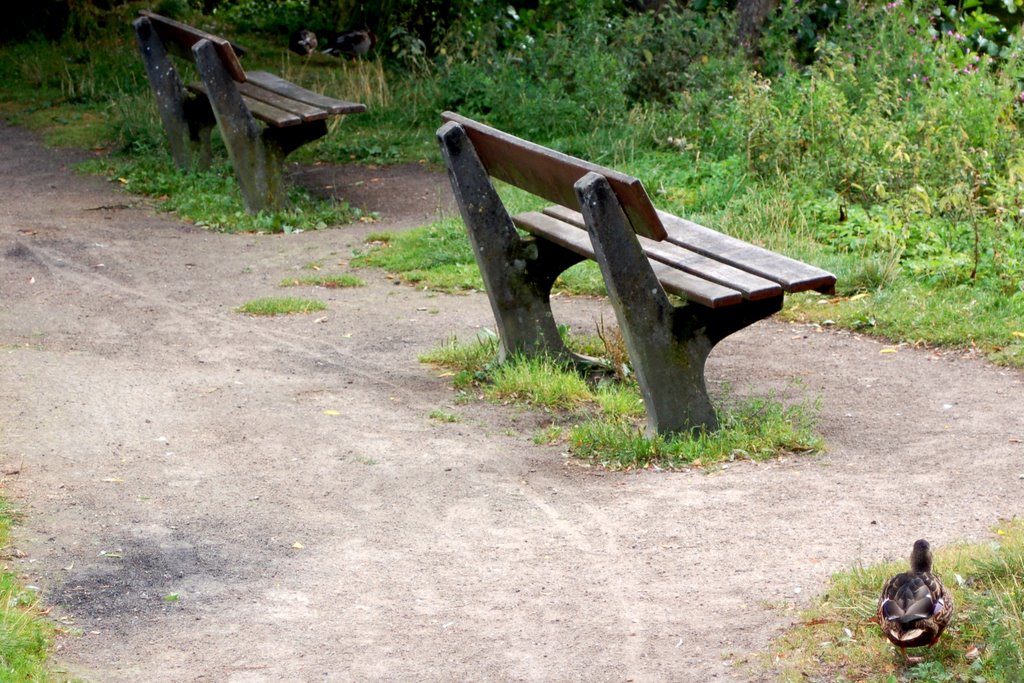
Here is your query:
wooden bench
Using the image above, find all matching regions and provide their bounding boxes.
[132,11,366,213]
[437,112,836,435]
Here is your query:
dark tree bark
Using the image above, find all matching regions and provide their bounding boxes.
[736,0,778,56]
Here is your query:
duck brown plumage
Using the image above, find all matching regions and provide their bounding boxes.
[878,539,954,663]
[289,28,318,56]
[322,29,377,58]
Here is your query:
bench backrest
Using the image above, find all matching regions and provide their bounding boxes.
[139,10,247,82]
[441,112,667,241]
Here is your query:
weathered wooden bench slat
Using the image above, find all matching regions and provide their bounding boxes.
[139,10,246,82]
[187,82,302,127]
[512,211,743,308]
[246,72,368,115]
[235,82,328,122]
[441,112,667,241]
[658,211,836,294]
[541,205,783,302]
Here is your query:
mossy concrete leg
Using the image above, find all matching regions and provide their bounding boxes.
[134,16,213,170]
[192,38,285,213]
[574,172,783,435]
[438,121,586,363]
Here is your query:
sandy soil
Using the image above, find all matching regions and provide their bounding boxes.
[1,120,1022,682]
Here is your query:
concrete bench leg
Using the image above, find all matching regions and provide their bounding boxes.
[438,122,587,363]
[575,172,782,435]
[133,17,214,170]
[192,39,286,213]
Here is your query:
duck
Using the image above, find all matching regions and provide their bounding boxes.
[878,539,954,663]
[289,28,318,56]
[321,29,377,58]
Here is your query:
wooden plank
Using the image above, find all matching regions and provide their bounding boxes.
[512,212,743,308]
[442,111,667,241]
[236,82,327,122]
[188,83,301,127]
[658,212,837,294]
[140,10,246,82]
[245,72,368,115]
[542,205,783,301]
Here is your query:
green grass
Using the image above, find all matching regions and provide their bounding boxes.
[79,156,361,234]
[0,496,56,680]
[280,274,365,288]
[420,333,823,470]
[352,216,606,296]
[0,4,1021,364]
[766,520,1024,682]
[236,297,327,316]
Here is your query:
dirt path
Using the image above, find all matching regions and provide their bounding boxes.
[1,121,1022,682]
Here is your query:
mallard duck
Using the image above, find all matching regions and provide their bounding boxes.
[289,28,318,56]
[321,29,377,58]
[878,539,954,663]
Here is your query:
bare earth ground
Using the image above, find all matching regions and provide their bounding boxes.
[1,120,1022,682]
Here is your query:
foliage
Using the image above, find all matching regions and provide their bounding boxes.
[0,0,1022,363]
[214,0,318,33]
[767,519,1024,682]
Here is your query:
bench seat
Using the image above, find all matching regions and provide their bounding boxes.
[134,11,366,212]
[437,111,837,435]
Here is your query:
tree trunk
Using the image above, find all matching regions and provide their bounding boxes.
[736,0,778,56]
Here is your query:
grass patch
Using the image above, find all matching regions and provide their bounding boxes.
[766,520,1024,682]
[0,495,56,680]
[236,297,327,316]
[420,333,822,470]
[353,217,605,295]
[79,156,360,234]
[280,274,365,288]
[570,393,821,470]
[784,281,1024,368]
[428,409,461,423]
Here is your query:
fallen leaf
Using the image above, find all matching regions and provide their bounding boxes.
[880,348,898,354]
[163,593,180,602]
[323,409,341,416]
[291,542,304,550]
[1012,331,1024,339]
[100,477,124,483]
[849,292,870,301]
